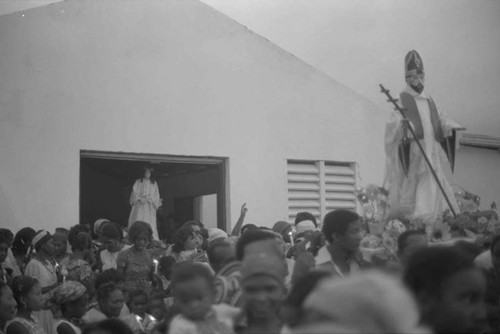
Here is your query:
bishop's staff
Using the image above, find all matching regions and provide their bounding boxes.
[379,84,457,218]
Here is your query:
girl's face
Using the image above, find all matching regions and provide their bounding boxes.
[144,169,152,180]
[134,233,150,251]
[129,294,148,318]
[100,289,124,318]
[0,286,17,322]
[184,235,198,251]
[174,277,214,321]
[24,283,43,312]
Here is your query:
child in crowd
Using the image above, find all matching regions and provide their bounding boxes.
[98,222,131,271]
[53,228,70,263]
[53,281,89,334]
[169,262,239,334]
[122,289,157,334]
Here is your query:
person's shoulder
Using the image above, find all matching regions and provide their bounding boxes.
[168,314,197,333]
[213,303,241,317]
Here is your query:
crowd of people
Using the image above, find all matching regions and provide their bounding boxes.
[0,205,499,334]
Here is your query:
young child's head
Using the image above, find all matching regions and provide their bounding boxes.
[171,262,215,321]
[128,289,149,318]
[159,256,176,280]
[172,227,198,253]
[53,228,69,258]
[148,290,167,321]
[404,246,487,334]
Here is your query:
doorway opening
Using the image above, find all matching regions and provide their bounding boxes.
[80,150,229,241]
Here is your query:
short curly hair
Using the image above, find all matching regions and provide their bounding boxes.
[171,226,195,253]
[322,209,360,243]
[96,282,120,303]
[128,221,153,244]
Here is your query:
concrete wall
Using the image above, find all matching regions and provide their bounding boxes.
[0,0,387,233]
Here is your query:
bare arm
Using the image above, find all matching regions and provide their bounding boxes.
[230,203,248,236]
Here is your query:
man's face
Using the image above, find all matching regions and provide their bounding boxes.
[425,268,487,334]
[334,220,363,253]
[242,274,285,320]
[406,71,425,94]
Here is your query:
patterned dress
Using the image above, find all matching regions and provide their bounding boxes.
[6,316,45,334]
[116,247,153,294]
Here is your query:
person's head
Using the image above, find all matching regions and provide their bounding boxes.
[236,229,282,261]
[322,209,362,253]
[158,256,176,280]
[53,228,69,258]
[54,281,89,320]
[127,289,148,318]
[101,222,123,253]
[0,229,13,246]
[240,253,287,320]
[96,282,124,318]
[281,271,331,328]
[295,212,317,228]
[95,269,125,291]
[207,240,235,273]
[12,227,36,258]
[171,226,198,253]
[82,318,134,334]
[128,221,153,250]
[207,228,228,245]
[31,230,55,257]
[171,262,215,321]
[272,221,293,243]
[0,281,17,325]
[405,50,425,94]
[148,290,166,321]
[240,224,258,235]
[69,231,92,253]
[92,219,110,239]
[490,233,500,272]
[0,235,10,264]
[404,247,487,333]
[12,276,42,313]
[397,229,428,265]
[143,166,154,181]
[303,270,423,333]
[183,220,206,247]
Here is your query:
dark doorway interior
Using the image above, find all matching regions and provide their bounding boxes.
[80,151,228,240]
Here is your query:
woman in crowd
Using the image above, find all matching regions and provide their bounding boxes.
[0,281,17,334]
[24,230,59,334]
[64,230,96,298]
[53,281,89,334]
[82,282,124,324]
[97,222,130,272]
[6,276,44,334]
[11,228,36,275]
[170,227,202,262]
[116,221,155,295]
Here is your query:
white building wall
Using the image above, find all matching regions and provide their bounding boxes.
[0,0,387,233]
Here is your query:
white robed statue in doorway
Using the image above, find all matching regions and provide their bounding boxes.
[128,166,161,240]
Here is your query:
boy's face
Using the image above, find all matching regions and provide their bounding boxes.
[129,294,148,318]
[242,274,285,320]
[174,277,214,321]
[333,220,363,253]
[425,268,487,334]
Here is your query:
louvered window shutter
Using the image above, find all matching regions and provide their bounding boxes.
[287,160,357,223]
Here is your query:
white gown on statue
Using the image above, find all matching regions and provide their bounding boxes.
[383,86,461,222]
[128,179,160,240]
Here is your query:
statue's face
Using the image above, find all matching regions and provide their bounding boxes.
[144,169,151,179]
[406,71,425,94]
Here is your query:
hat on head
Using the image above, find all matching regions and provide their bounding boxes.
[54,281,87,305]
[405,50,424,78]
[94,218,110,235]
[240,253,287,288]
[31,230,51,249]
[296,220,316,235]
[207,228,228,244]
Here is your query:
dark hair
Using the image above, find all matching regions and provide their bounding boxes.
[68,225,90,248]
[96,282,120,304]
[12,276,38,310]
[128,221,153,244]
[171,227,195,253]
[490,233,500,253]
[55,228,69,235]
[149,289,166,301]
[171,262,214,292]
[127,289,148,307]
[235,229,276,261]
[295,212,317,227]
[397,229,426,254]
[101,222,122,241]
[240,224,258,235]
[207,241,235,272]
[82,318,134,334]
[12,227,36,257]
[0,229,13,244]
[183,220,205,230]
[321,209,360,243]
[0,234,10,247]
[404,246,476,296]
[159,256,176,274]
[95,269,125,290]
[69,231,92,252]
[33,230,52,253]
